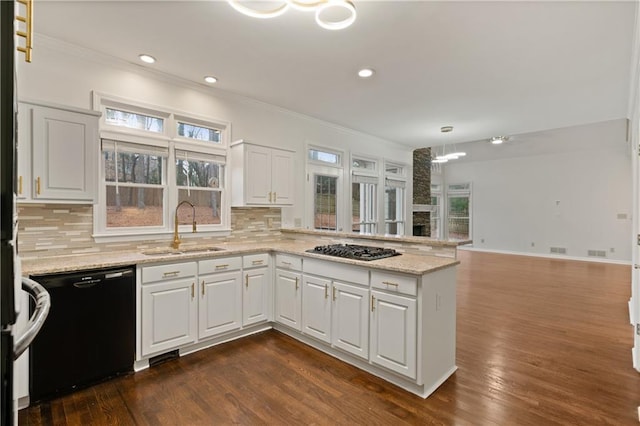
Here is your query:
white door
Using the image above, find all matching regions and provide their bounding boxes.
[243,267,270,326]
[245,145,272,204]
[31,106,97,201]
[370,290,417,379]
[302,275,331,343]
[274,269,302,331]
[141,278,197,357]
[332,281,369,360]
[199,271,242,339]
[633,135,640,372]
[271,149,294,205]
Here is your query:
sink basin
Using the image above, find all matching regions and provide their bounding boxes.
[179,246,225,253]
[141,246,224,256]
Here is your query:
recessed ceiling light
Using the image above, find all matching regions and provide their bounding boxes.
[440,126,454,133]
[138,54,156,64]
[204,76,218,84]
[358,68,374,78]
[490,136,508,145]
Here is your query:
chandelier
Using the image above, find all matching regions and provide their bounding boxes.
[227,0,357,30]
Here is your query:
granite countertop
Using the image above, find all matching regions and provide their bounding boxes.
[280,228,472,247]
[22,240,459,276]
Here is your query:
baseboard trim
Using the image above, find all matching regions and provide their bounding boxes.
[458,246,632,266]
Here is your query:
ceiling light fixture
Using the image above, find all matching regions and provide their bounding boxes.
[440,126,454,133]
[227,0,356,30]
[227,0,289,19]
[204,76,218,84]
[490,136,508,145]
[358,68,374,78]
[138,54,156,64]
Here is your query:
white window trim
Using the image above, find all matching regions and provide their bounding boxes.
[305,142,346,231]
[445,182,472,241]
[307,143,344,168]
[350,153,381,235]
[92,93,231,242]
[383,160,409,236]
[430,185,443,240]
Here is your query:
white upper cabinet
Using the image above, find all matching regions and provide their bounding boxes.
[230,140,294,206]
[18,101,100,203]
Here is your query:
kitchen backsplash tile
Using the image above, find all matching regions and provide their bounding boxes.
[17,204,282,259]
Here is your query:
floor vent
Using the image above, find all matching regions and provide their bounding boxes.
[588,249,607,258]
[550,247,567,254]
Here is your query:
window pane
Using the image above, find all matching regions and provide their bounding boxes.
[385,164,404,175]
[177,122,221,143]
[352,158,376,171]
[309,149,340,165]
[105,108,163,133]
[448,183,470,191]
[314,175,337,230]
[448,195,469,239]
[352,182,376,234]
[106,186,163,228]
[384,186,405,236]
[104,151,164,184]
[176,158,223,188]
[177,189,221,225]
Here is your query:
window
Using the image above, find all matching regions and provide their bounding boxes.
[351,155,378,234]
[94,94,230,238]
[103,140,167,229]
[430,184,442,239]
[314,175,338,230]
[446,183,471,240]
[308,147,342,166]
[175,150,225,225]
[105,108,164,133]
[384,162,406,236]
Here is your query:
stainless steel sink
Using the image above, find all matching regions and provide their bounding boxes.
[141,246,224,256]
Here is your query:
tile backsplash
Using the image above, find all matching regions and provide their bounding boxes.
[17,204,282,259]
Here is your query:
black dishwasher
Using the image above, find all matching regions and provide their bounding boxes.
[29,266,135,403]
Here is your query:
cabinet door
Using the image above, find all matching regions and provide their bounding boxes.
[243,267,270,326]
[274,269,302,331]
[31,106,98,201]
[141,278,197,357]
[245,145,272,204]
[16,105,31,200]
[332,282,369,360]
[271,149,294,205]
[199,271,242,340]
[370,290,417,379]
[302,275,331,343]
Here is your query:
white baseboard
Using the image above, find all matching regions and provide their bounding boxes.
[458,245,632,266]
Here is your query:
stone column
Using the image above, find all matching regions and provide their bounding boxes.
[412,148,431,237]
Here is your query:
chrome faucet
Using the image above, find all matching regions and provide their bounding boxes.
[172,200,197,249]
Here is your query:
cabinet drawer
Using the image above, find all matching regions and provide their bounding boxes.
[243,253,269,269]
[303,258,368,286]
[142,262,197,284]
[199,257,242,274]
[371,271,417,296]
[275,254,302,271]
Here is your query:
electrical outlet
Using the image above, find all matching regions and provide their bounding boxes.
[480,238,485,243]
[531,242,535,247]
[610,247,615,253]
[294,218,302,227]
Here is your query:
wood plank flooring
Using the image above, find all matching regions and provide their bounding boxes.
[19,251,640,425]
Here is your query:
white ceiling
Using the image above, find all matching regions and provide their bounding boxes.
[33,1,636,148]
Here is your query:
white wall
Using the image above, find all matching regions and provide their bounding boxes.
[16,36,413,228]
[438,119,632,262]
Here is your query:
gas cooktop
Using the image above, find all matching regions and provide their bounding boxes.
[306,244,401,261]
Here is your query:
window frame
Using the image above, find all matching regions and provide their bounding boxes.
[383,160,408,236]
[430,184,442,239]
[305,144,345,232]
[445,182,472,241]
[92,93,231,241]
[350,153,380,235]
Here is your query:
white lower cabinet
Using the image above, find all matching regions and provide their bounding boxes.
[302,275,332,343]
[274,269,302,331]
[199,271,242,340]
[331,281,369,360]
[370,289,417,380]
[141,278,197,357]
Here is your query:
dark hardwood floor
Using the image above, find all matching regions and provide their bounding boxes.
[19,251,640,425]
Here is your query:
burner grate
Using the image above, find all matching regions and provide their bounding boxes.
[306,244,400,261]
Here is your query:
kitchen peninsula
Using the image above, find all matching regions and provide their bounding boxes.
[21,230,466,399]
